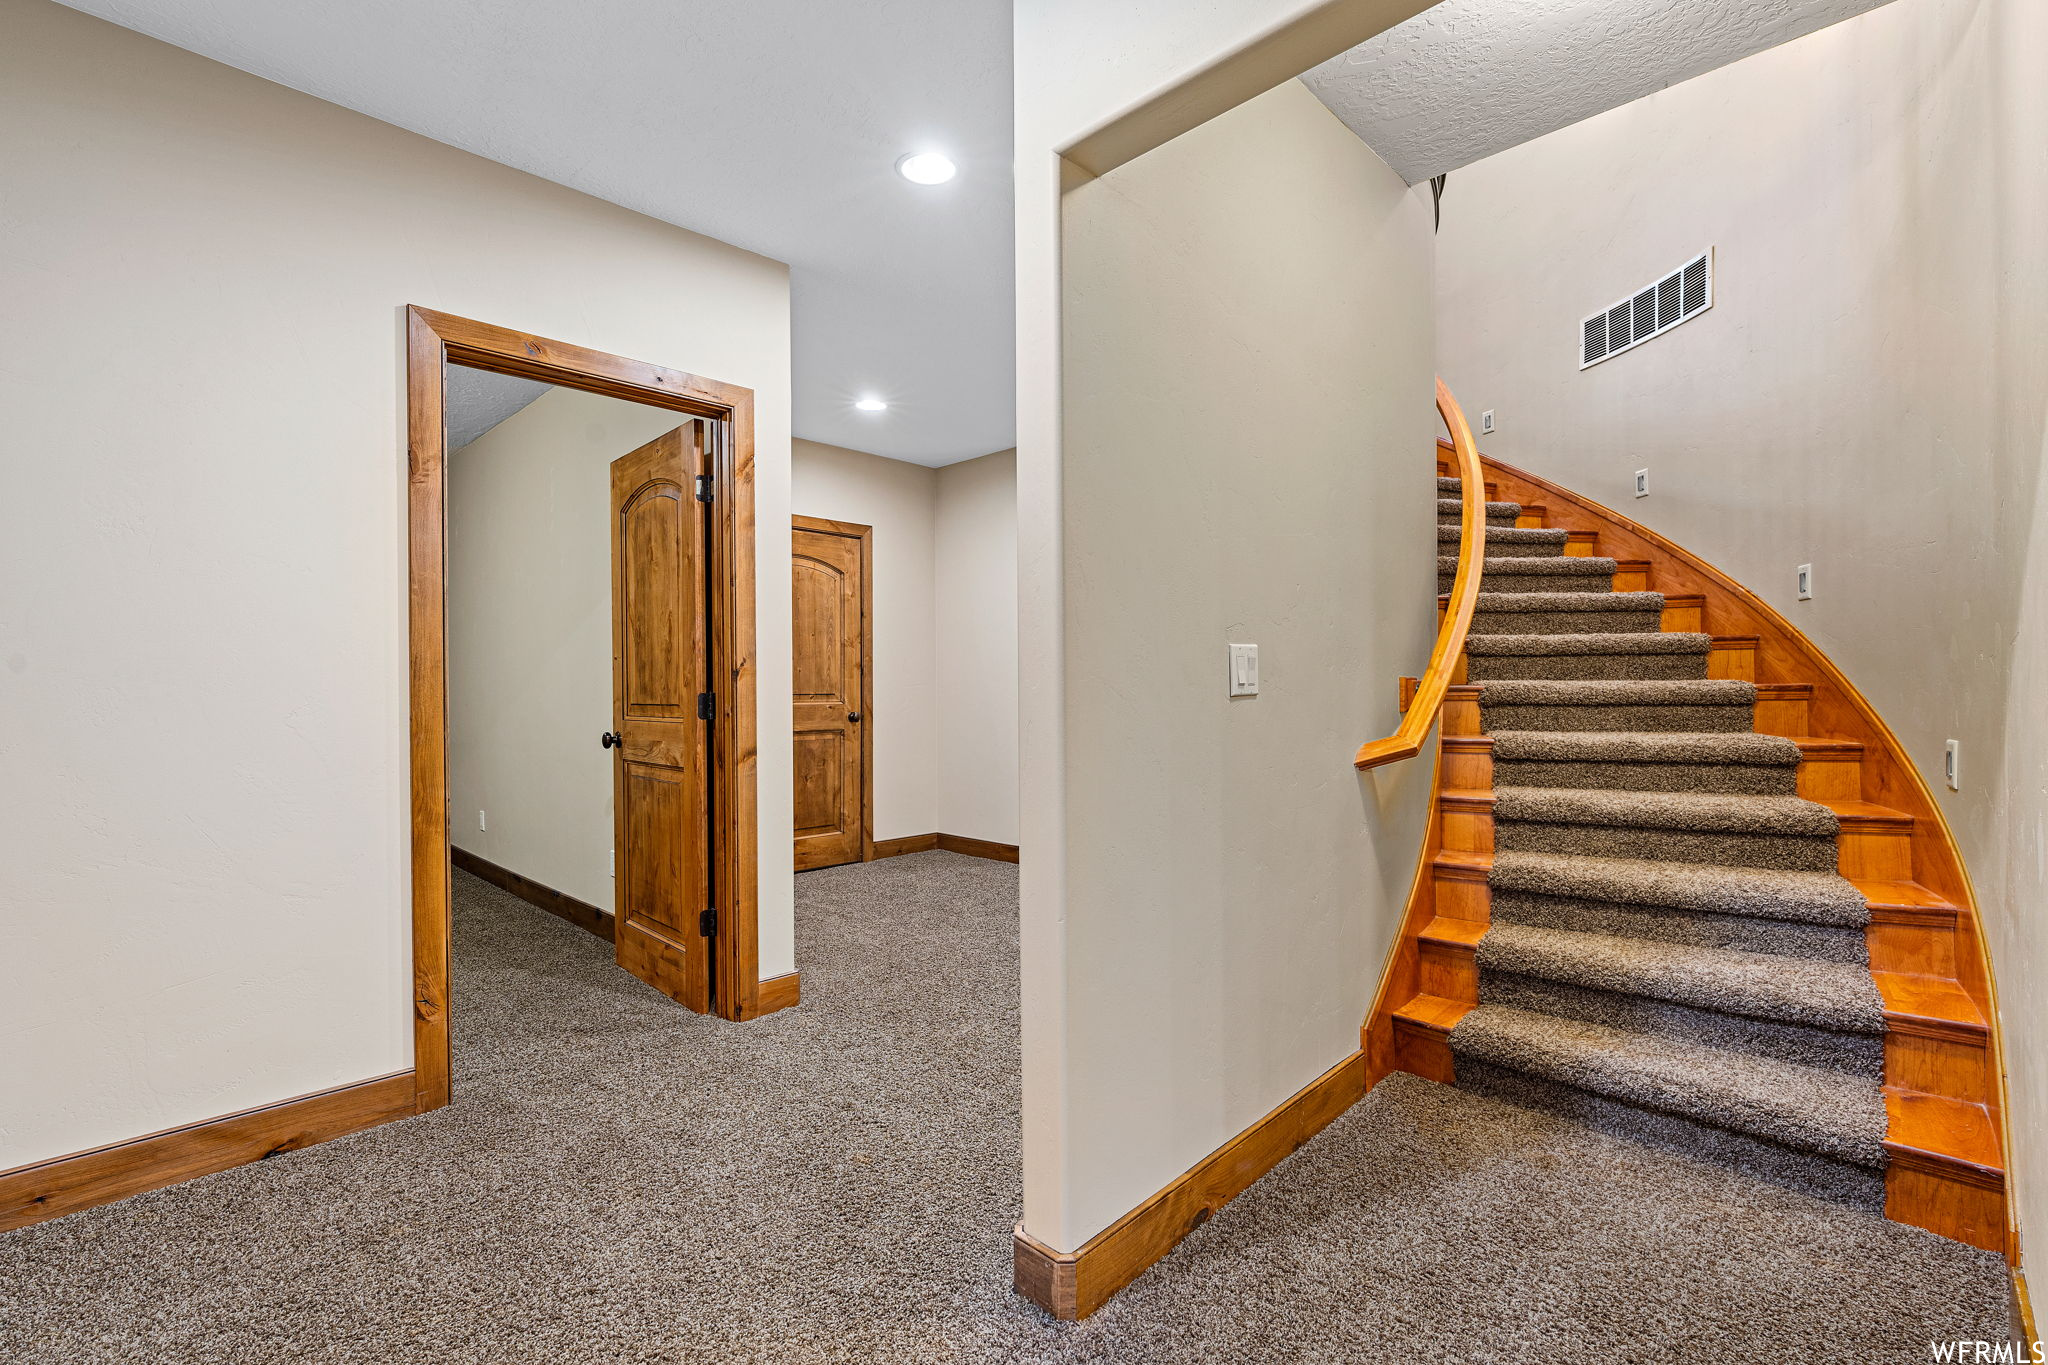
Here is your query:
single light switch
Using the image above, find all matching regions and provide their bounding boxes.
[1229,643,1259,697]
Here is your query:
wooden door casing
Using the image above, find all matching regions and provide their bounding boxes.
[612,425,714,1011]
[791,516,871,871]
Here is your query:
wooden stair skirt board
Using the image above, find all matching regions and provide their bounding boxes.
[452,846,613,942]
[1013,1052,1365,1320]
[0,1071,419,1232]
[871,832,1021,863]
[1390,440,2015,1259]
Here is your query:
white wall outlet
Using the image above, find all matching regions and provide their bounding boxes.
[1228,642,1259,698]
[1633,469,1649,498]
[1945,739,1960,791]
[477,809,487,832]
[1797,563,1813,600]
[1480,409,1495,434]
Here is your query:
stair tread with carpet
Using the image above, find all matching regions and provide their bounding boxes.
[1469,921,1887,1035]
[1447,1003,1890,1167]
[1387,464,2007,1244]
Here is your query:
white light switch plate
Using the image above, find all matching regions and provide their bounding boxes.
[1634,469,1649,498]
[1945,739,1960,791]
[1228,643,1259,697]
[1480,409,1495,434]
[1797,564,1813,600]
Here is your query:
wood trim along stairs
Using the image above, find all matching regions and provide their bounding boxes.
[1368,441,2013,1259]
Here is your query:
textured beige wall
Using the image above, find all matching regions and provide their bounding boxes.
[1051,77,1436,1249]
[791,439,941,843]
[0,0,792,1170]
[1434,0,2048,1261]
[935,450,1020,846]
[447,386,688,916]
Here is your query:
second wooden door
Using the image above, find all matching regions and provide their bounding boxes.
[610,424,714,1011]
[791,516,870,871]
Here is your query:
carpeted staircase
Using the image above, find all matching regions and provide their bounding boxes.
[1430,473,1892,1207]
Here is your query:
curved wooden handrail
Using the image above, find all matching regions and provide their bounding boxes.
[1355,378,1485,769]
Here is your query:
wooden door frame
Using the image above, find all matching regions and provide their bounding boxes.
[407,305,761,1115]
[791,514,875,866]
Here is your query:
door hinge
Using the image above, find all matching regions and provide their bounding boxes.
[700,907,718,937]
[695,474,713,503]
[698,691,715,720]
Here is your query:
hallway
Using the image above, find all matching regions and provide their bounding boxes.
[0,854,2011,1363]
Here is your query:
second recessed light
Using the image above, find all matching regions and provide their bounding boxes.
[896,151,956,185]
[855,397,888,412]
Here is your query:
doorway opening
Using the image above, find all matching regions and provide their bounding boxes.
[406,306,763,1116]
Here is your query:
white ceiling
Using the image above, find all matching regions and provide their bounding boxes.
[58,0,1014,467]
[446,366,552,451]
[1304,0,1900,185]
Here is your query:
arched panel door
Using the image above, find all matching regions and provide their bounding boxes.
[610,424,712,1011]
[791,517,870,870]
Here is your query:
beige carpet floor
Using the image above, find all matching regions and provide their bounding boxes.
[0,852,2011,1363]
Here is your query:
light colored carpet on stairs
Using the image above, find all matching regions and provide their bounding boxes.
[0,854,2009,1364]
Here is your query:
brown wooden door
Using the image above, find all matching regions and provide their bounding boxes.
[791,517,870,871]
[610,425,713,1012]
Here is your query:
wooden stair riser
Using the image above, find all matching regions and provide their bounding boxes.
[1660,595,1704,632]
[1888,1166,2005,1255]
[1612,560,1651,593]
[1706,636,1757,681]
[1867,902,1961,978]
[1750,684,1812,737]
[1563,531,1599,557]
[1795,742,1864,801]
[1390,1017,1456,1085]
[1887,1029,1989,1102]
[1417,938,1478,1003]
[1837,812,1915,882]
[1443,686,1484,737]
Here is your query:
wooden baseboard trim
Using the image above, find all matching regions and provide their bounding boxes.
[1013,1050,1367,1320]
[871,832,1020,863]
[757,971,801,1016]
[452,846,613,942]
[936,833,1021,863]
[2015,1267,2039,1346]
[871,833,939,859]
[0,1070,418,1231]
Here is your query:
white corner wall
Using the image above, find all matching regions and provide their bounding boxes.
[448,387,691,915]
[1050,78,1436,1248]
[791,439,941,843]
[935,450,1020,846]
[0,0,792,1171]
[1434,0,2048,1262]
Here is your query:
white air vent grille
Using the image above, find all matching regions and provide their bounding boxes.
[1580,249,1713,369]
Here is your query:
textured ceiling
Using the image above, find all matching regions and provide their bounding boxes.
[57,0,1013,466]
[446,367,552,451]
[1304,0,1900,185]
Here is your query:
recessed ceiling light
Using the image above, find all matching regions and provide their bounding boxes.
[855,397,888,412]
[896,151,956,185]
